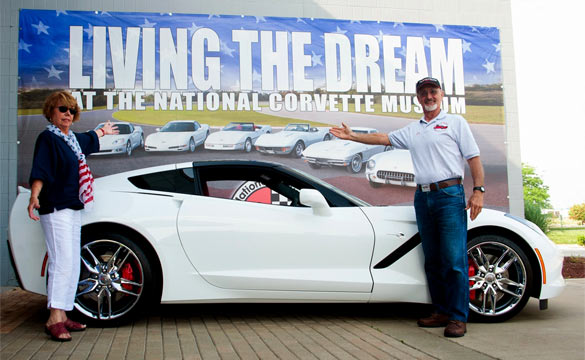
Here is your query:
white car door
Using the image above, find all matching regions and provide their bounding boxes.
[176,168,375,293]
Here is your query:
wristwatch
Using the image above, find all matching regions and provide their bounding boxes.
[473,186,485,193]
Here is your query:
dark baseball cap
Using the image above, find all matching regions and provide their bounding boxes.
[416,77,441,92]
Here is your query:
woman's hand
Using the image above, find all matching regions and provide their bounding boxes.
[97,120,119,137]
[28,196,40,221]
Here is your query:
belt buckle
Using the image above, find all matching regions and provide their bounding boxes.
[421,184,431,192]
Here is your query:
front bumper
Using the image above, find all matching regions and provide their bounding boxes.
[205,143,242,151]
[303,156,349,167]
[256,146,292,155]
[145,145,188,152]
[92,145,126,155]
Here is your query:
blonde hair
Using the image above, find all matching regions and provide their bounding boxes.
[42,91,81,123]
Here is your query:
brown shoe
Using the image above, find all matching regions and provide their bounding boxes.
[444,320,467,337]
[417,313,449,327]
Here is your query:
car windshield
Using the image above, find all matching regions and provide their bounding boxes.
[97,123,131,134]
[284,124,309,132]
[224,122,254,131]
[161,122,195,132]
[285,167,371,207]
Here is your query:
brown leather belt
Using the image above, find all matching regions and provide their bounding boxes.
[417,178,462,192]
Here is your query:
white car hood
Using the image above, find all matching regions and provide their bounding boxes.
[147,132,191,145]
[255,131,299,147]
[303,140,372,158]
[99,134,128,145]
[372,150,414,172]
[206,131,249,144]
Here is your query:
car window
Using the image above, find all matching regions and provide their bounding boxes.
[204,180,292,206]
[116,124,131,135]
[197,167,303,207]
[128,168,196,195]
[224,122,254,131]
[161,122,195,132]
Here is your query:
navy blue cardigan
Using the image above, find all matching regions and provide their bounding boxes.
[29,130,99,215]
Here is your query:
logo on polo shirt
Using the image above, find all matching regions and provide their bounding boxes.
[434,121,448,130]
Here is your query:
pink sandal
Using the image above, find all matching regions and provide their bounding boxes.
[64,319,86,332]
[45,322,72,342]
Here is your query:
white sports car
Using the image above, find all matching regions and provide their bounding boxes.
[302,127,388,173]
[8,160,564,325]
[92,122,143,156]
[254,123,332,157]
[145,120,209,152]
[366,149,416,188]
[204,122,272,152]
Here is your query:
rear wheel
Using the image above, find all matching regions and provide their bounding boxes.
[467,235,533,322]
[74,231,158,325]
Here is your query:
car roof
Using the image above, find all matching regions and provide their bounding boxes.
[191,159,281,169]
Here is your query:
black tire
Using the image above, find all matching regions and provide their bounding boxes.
[467,235,533,322]
[139,135,144,148]
[189,138,196,152]
[126,141,132,156]
[308,163,321,169]
[368,180,381,188]
[73,231,158,325]
[323,133,331,141]
[243,138,253,153]
[291,141,305,158]
[346,154,363,173]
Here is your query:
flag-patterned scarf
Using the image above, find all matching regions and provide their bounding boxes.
[47,124,94,211]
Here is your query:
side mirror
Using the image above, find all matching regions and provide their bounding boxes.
[299,189,332,216]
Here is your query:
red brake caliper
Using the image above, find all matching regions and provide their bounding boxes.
[468,258,476,300]
[121,263,133,291]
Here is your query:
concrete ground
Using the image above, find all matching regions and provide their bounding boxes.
[1,279,583,360]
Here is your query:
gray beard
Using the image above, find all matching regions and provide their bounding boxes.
[423,104,438,112]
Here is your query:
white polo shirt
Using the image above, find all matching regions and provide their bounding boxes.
[388,110,480,185]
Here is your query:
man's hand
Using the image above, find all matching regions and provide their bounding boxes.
[329,122,353,140]
[466,191,483,221]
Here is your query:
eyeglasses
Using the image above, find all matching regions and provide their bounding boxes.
[56,106,77,116]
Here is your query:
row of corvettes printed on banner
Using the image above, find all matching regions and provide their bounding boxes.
[92,120,416,187]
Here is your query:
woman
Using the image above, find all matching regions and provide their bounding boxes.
[27,91,118,341]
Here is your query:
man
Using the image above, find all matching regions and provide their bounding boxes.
[329,77,484,337]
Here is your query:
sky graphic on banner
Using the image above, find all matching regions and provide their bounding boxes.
[18,10,502,92]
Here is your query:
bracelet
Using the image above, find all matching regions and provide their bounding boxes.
[99,128,105,136]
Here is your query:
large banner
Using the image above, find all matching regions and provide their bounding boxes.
[18,9,507,209]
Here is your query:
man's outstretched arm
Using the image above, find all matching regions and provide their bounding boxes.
[329,122,391,145]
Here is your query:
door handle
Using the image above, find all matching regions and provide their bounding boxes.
[387,232,405,238]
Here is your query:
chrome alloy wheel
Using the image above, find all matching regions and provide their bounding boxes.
[75,240,144,320]
[467,241,527,317]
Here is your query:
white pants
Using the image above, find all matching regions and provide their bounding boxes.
[40,208,81,311]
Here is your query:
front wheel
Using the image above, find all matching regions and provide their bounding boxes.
[467,235,533,322]
[74,231,158,325]
[346,154,363,173]
[189,138,196,152]
[243,138,253,153]
[291,141,305,158]
[126,141,132,156]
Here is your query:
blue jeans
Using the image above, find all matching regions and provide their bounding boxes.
[414,184,469,322]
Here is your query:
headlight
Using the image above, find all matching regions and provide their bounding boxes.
[367,159,376,170]
[112,138,124,145]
